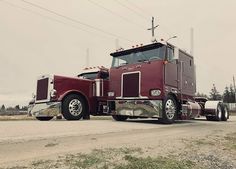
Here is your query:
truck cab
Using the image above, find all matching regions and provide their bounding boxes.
[107,42,201,123]
[107,42,229,124]
[30,67,109,121]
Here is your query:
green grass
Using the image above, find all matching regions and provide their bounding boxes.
[192,139,213,146]
[224,132,236,150]
[115,155,195,169]
[3,147,197,169]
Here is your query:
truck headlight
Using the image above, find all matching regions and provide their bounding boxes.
[150,89,161,96]
[108,91,115,97]
[50,89,57,98]
[32,93,36,99]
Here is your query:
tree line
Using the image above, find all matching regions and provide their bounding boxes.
[196,84,236,103]
[0,105,28,112]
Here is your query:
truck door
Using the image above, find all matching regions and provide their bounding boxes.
[164,46,178,89]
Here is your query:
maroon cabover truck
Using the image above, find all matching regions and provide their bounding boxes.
[30,67,109,121]
[107,42,229,124]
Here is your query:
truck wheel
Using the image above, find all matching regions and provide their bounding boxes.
[36,116,53,121]
[215,104,223,121]
[206,116,215,121]
[112,115,128,121]
[222,105,229,121]
[160,95,177,124]
[62,94,87,120]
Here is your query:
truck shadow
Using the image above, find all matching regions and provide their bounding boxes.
[123,119,196,125]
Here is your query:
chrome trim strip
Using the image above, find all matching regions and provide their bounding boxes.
[95,79,104,97]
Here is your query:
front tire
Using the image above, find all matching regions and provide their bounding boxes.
[36,116,53,121]
[112,115,128,121]
[62,94,87,120]
[159,95,177,124]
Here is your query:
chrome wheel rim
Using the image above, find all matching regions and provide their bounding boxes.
[217,106,222,119]
[165,99,176,120]
[69,99,82,116]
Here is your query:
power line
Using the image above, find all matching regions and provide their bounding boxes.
[20,0,133,43]
[114,0,148,21]
[1,0,92,35]
[1,0,133,46]
[123,0,174,39]
[1,0,118,44]
[87,0,146,30]
[125,0,152,17]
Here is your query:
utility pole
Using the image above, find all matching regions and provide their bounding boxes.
[233,76,236,102]
[147,17,159,42]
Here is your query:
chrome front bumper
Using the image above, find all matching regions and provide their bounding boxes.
[113,100,163,118]
[31,102,61,117]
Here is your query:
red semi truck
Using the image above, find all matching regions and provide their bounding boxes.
[30,42,229,123]
[107,42,229,123]
[30,67,109,121]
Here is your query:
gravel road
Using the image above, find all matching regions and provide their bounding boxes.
[0,117,236,168]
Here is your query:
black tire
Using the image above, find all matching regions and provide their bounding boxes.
[215,103,223,121]
[112,115,128,121]
[206,116,215,121]
[62,94,87,120]
[36,116,53,121]
[56,115,63,120]
[159,95,177,124]
[222,105,229,121]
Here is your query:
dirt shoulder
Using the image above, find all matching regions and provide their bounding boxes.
[0,117,236,169]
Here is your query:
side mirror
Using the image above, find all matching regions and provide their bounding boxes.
[173,47,179,60]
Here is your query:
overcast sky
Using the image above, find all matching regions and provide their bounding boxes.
[0,0,235,107]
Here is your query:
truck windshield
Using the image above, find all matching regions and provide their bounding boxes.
[78,72,98,80]
[111,45,165,67]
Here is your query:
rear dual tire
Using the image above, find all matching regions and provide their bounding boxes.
[222,105,229,121]
[206,103,229,121]
[215,104,223,121]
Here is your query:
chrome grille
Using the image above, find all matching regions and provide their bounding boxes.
[123,73,139,97]
[36,78,49,101]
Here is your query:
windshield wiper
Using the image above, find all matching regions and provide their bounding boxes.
[138,59,149,63]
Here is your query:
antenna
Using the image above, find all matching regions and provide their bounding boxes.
[115,39,120,50]
[190,27,194,56]
[86,48,89,67]
[147,17,159,42]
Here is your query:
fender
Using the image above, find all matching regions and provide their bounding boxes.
[204,100,222,115]
[58,90,91,113]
